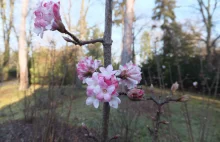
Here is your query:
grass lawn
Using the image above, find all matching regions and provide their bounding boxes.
[0,81,220,142]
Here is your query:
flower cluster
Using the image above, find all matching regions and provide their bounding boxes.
[85,70,120,109]
[76,57,142,109]
[34,1,64,38]
[117,61,142,89]
[76,56,101,83]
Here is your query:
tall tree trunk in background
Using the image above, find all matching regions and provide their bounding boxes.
[19,0,29,90]
[121,0,134,65]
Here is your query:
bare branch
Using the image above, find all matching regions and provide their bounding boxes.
[211,34,220,47]
[64,29,104,46]
[211,0,218,16]
[108,134,120,142]
[197,0,208,27]
[82,126,99,142]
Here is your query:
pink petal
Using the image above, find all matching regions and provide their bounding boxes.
[107,85,115,95]
[96,92,104,100]
[104,93,111,102]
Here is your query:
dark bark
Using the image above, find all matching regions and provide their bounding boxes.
[101,0,113,142]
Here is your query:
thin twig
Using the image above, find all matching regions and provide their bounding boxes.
[108,135,120,142]
[82,126,99,142]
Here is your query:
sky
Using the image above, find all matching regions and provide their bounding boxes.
[1,0,220,64]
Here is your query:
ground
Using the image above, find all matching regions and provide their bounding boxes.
[0,80,220,142]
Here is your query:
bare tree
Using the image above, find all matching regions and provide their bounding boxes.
[19,0,29,90]
[197,0,220,69]
[121,0,134,65]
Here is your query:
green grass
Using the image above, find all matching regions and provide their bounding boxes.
[0,81,220,142]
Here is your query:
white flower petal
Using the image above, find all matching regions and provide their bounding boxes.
[99,67,106,73]
[127,77,138,84]
[93,99,99,108]
[86,78,94,85]
[94,85,101,94]
[106,65,113,72]
[107,85,115,94]
[109,97,120,109]
[86,97,95,105]
[45,24,52,30]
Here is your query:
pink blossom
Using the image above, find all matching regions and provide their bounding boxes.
[127,88,144,101]
[99,65,117,79]
[94,73,119,102]
[85,66,120,109]
[76,57,101,83]
[96,84,115,101]
[34,1,64,38]
[117,61,142,89]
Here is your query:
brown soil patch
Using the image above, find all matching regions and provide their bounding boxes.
[0,118,98,142]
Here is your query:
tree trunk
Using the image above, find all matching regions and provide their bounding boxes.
[121,0,134,65]
[19,0,29,90]
[102,1,113,141]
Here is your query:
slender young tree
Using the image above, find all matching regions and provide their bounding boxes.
[19,0,29,90]
[0,0,15,80]
[140,31,152,62]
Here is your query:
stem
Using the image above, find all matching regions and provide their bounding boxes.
[177,64,194,142]
[102,0,113,142]
[102,103,110,142]
[152,105,161,142]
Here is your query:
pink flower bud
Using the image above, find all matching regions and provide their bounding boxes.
[114,134,120,139]
[127,88,144,101]
[33,1,65,38]
[171,82,179,92]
